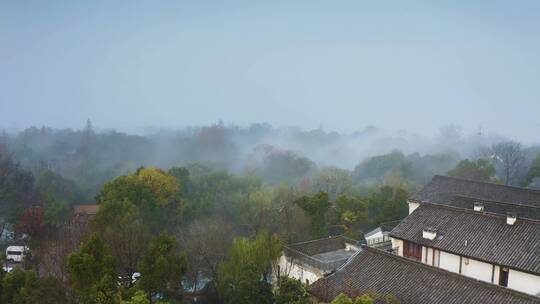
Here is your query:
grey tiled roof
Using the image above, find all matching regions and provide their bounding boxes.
[288,235,354,256]
[448,195,540,221]
[284,236,359,273]
[310,247,540,304]
[411,175,540,208]
[390,203,540,275]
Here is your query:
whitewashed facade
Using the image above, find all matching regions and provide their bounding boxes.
[276,255,324,284]
[389,200,540,296]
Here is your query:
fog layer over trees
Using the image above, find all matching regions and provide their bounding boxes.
[2,121,539,198]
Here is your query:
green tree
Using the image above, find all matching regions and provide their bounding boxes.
[331,293,353,304]
[312,167,356,200]
[184,170,261,220]
[138,233,187,302]
[167,166,192,196]
[355,294,375,304]
[67,234,118,304]
[217,232,282,304]
[274,277,310,304]
[295,192,331,238]
[0,267,4,299]
[328,293,378,304]
[369,186,408,227]
[0,268,66,304]
[353,150,412,182]
[0,148,36,230]
[236,188,276,236]
[96,167,182,231]
[17,275,67,304]
[335,195,368,237]
[260,151,315,185]
[1,267,27,304]
[488,141,525,185]
[447,159,496,182]
[120,291,150,304]
[525,153,540,187]
[383,294,400,304]
[36,170,81,227]
[92,199,150,287]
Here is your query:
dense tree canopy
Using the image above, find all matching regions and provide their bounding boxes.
[138,233,187,302]
[447,159,496,182]
[353,150,412,182]
[274,277,310,304]
[0,147,36,229]
[92,199,149,287]
[525,153,540,187]
[67,234,117,304]
[295,192,331,238]
[487,141,525,185]
[96,167,182,231]
[217,232,282,304]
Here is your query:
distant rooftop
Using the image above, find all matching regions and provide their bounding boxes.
[284,236,359,273]
[411,175,540,208]
[448,195,540,221]
[410,175,540,218]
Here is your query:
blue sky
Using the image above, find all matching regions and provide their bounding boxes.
[1,1,539,141]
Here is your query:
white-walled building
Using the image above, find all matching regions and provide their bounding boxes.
[389,175,540,296]
[311,247,540,304]
[364,227,389,247]
[390,203,540,296]
[308,175,540,303]
[364,220,400,250]
[276,236,359,284]
[408,175,540,220]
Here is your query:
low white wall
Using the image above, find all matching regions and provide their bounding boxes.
[345,243,359,251]
[365,231,383,246]
[366,231,383,241]
[439,251,460,273]
[276,255,322,285]
[508,269,540,296]
[461,257,493,283]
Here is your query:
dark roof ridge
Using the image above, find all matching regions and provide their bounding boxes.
[433,175,540,195]
[416,201,540,225]
[284,246,329,264]
[358,247,540,302]
[452,194,540,210]
[285,235,350,247]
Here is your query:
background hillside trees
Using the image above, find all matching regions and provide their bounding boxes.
[447,159,496,182]
[487,141,525,185]
[525,153,540,187]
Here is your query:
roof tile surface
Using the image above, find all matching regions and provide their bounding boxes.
[310,247,540,304]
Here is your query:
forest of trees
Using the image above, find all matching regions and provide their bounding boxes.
[1,122,540,303]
